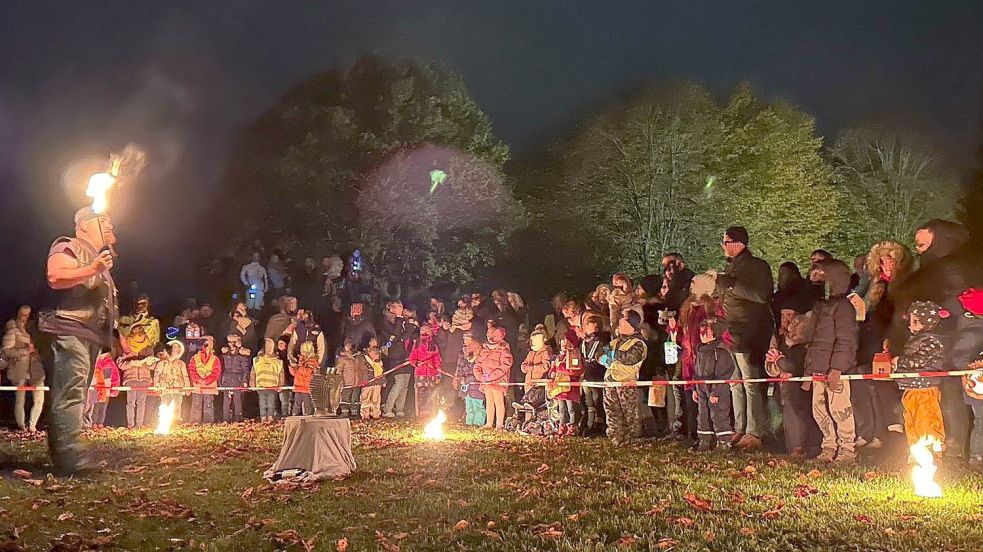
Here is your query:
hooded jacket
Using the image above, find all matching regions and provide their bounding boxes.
[474,330,512,386]
[251,348,285,389]
[335,350,360,387]
[805,260,858,375]
[90,353,121,403]
[154,341,191,396]
[220,346,252,387]
[521,345,551,391]
[860,241,915,362]
[695,339,736,381]
[409,331,442,379]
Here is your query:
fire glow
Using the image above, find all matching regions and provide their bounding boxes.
[910,435,943,498]
[422,410,447,440]
[85,157,121,214]
[155,401,176,435]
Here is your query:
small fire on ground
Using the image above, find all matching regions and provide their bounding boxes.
[910,435,943,498]
[155,401,176,435]
[422,410,447,440]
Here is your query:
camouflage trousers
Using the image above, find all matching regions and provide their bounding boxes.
[812,380,856,459]
[604,386,641,444]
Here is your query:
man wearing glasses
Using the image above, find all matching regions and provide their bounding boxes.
[714,226,774,451]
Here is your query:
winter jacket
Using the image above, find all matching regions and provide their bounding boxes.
[474,342,512,386]
[89,353,120,403]
[335,351,359,387]
[188,352,222,395]
[264,312,294,341]
[291,355,318,393]
[695,340,737,382]
[896,332,945,389]
[434,328,459,373]
[288,322,326,365]
[605,334,647,382]
[805,260,859,376]
[220,348,252,387]
[608,289,642,332]
[154,341,189,396]
[521,347,551,391]
[2,320,43,384]
[456,351,483,400]
[409,335,442,379]
[550,348,583,400]
[359,355,385,386]
[119,356,156,385]
[224,315,259,353]
[342,315,376,352]
[665,268,695,312]
[580,332,608,382]
[379,313,411,373]
[251,354,285,389]
[718,249,774,353]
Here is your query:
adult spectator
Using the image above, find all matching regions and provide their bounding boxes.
[850,254,867,292]
[771,262,814,331]
[294,257,323,311]
[890,219,972,456]
[470,291,493,343]
[715,226,774,450]
[608,273,642,331]
[380,299,413,417]
[341,302,376,352]
[118,294,160,352]
[852,240,914,449]
[288,308,326,365]
[240,252,269,312]
[809,249,834,302]
[224,301,259,352]
[662,253,695,312]
[197,303,222,341]
[544,292,568,346]
[265,295,298,341]
[266,253,288,299]
[490,289,521,352]
[3,306,45,432]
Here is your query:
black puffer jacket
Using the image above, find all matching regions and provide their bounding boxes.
[718,249,774,353]
[805,260,858,375]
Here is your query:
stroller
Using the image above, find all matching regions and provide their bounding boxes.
[505,386,558,436]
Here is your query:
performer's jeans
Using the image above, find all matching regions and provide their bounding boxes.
[257,390,278,418]
[126,380,151,427]
[730,352,766,438]
[223,390,245,422]
[47,335,101,469]
[384,374,411,415]
[13,378,44,431]
[189,393,215,424]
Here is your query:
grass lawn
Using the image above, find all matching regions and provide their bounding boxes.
[2,420,983,551]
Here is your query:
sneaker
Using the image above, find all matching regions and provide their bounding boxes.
[382,412,396,419]
[736,434,763,451]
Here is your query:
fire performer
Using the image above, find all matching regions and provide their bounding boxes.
[40,207,118,474]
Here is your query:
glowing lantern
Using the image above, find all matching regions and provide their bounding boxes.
[910,435,942,498]
[422,409,447,440]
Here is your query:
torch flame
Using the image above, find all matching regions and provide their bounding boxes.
[910,435,943,498]
[85,172,116,214]
[155,400,176,435]
[422,409,447,440]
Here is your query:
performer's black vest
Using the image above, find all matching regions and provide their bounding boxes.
[39,237,118,347]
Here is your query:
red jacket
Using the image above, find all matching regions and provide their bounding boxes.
[409,334,442,378]
[188,352,222,395]
[550,348,583,401]
[474,342,512,386]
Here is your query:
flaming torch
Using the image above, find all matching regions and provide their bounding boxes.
[422,409,447,441]
[155,400,177,435]
[83,144,147,255]
[910,435,943,498]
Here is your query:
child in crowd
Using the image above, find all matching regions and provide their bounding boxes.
[220,334,251,423]
[251,338,285,422]
[457,334,486,426]
[549,336,583,436]
[359,346,385,420]
[806,259,859,464]
[335,338,359,417]
[603,310,647,445]
[83,352,120,429]
[692,318,736,451]
[580,314,609,435]
[766,309,820,457]
[187,336,222,424]
[521,325,551,392]
[475,325,512,429]
[894,301,949,452]
[154,340,190,426]
[290,341,318,416]
[410,324,443,417]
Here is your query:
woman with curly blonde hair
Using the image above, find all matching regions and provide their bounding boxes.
[853,240,915,448]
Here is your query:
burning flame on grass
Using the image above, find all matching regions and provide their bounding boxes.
[910,435,943,498]
[422,410,447,440]
[155,401,176,435]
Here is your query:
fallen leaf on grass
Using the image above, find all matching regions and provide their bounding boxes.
[336,537,348,552]
[567,511,587,522]
[453,520,470,531]
[793,484,819,498]
[855,515,874,525]
[481,530,502,540]
[375,531,400,552]
[767,458,791,468]
[158,457,179,465]
[863,471,879,482]
[536,463,551,474]
[56,512,74,522]
[194,489,210,496]
[391,532,408,540]
[805,469,823,479]
[537,527,563,539]
[740,527,756,536]
[12,469,32,479]
[762,502,785,520]
[671,517,695,526]
[615,535,638,546]
[743,465,758,477]
[644,504,668,516]
[656,537,678,549]
[24,480,42,487]
[683,492,713,512]
[486,521,497,530]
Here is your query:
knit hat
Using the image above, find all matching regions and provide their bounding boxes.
[639,274,662,298]
[624,310,643,332]
[725,226,749,245]
[907,300,949,332]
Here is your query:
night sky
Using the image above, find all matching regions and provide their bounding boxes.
[1,1,982,315]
